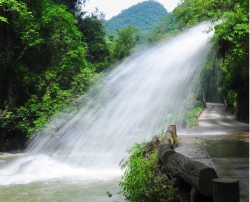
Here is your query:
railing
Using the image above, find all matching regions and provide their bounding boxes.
[158,125,240,202]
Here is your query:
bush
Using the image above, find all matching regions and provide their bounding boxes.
[185,106,202,127]
[120,140,176,202]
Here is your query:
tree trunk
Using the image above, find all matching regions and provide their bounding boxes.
[159,143,217,196]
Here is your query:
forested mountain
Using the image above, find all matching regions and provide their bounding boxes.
[105,1,169,36]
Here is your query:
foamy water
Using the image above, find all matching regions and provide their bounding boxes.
[0,154,122,185]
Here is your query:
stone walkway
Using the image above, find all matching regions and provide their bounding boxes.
[177,103,249,202]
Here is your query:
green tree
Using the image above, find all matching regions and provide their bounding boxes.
[77,15,111,72]
[214,2,249,121]
[0,0,95,150]
[147,15,176,42]
[112,25,140,60]
[172,0,249,121]
[173,0,239,27]
[0,0,42,108]
[53,0,85,12]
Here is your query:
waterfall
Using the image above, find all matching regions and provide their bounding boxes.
[0,22,215,185]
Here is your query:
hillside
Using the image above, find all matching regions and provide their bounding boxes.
[105,1,169,35]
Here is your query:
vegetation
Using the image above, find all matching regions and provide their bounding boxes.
[112,25,140,61]
[185,106,202,127]
[0,0,91,150]
[200,47,222,103]
[105,1,169,37]
[173,0,249,121]
[120,138,176,202]
[120,102,202,201]
[146,0,249,121]
[147,15,177,42]
[214,3,249,121]
[0,0,141,151]
[77,15,111,72]
[168,103,203,129]
[121,2,249,200]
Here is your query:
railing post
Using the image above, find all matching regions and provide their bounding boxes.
[168,124,177,145]
[213,178,239,202]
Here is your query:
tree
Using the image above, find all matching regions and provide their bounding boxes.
[0,0,42,108]
[77,15,111,72]
[112,25,140,60]
[172,0,249,121]
[173,0,240,28]
[147,15,176,42]
[0,0,95,150]
[53,0,85,13]
[214,2,249,121]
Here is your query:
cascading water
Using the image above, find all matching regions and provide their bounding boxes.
[0,22,215,185]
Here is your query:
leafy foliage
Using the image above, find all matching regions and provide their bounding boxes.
[53,0,85,13]
[120,140,176,202]
[0,0,143,151]
[173,0,238,28]
[147,15,176,42]
[112,25,140,61]
[77,15,111,72]
[199,48,222,103]
[214,2,249,120]
[0,0,95,150]
[171,0,249,121]
[167,103,202,129]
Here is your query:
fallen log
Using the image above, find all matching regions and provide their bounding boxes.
[158,143,217,196]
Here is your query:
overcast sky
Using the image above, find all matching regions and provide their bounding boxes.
[84,0,181,19]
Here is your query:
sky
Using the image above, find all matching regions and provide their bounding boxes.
[84,0,181,19]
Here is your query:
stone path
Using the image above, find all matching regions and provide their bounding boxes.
[178,103,249,202]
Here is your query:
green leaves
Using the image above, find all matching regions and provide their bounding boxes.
[0,0,41,47]
[0,16,8,23]
[0,0,96,142]
[120,141,176,202]
[112,25,140,61]
[172,0,249,121]
[213,2,249,119]
[77,15,111,72]
[40,1,84,61]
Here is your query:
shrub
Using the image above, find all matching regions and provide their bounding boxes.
[120,140,176,202]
